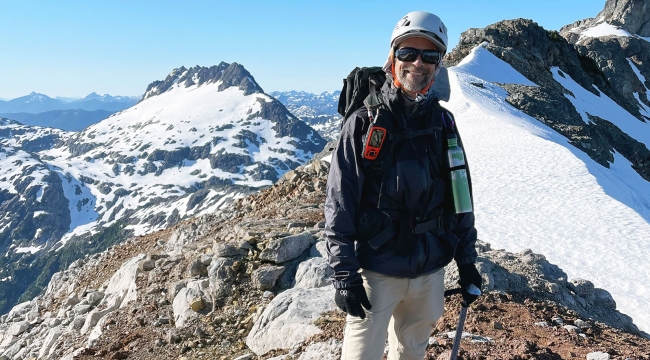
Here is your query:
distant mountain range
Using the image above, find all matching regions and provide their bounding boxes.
[0,92,139,114]
[269,90,341,141]
[0,109,115,131]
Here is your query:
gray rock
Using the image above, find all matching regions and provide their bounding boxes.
[593,288,617,309]
[200,254,213,266]
[213,242,247,257]
[293,257,333,289]
[73,304,91,316]
[86,292,104,307]
[139,259,155,271]
[563,324,580,333]
[246,286,336,355]
[1,341,22,359]
[38,328,62,358]
[208,257,235,300]
[252,266,286,291]
[69,316,86,330]
[62,293,80,308]
[309,240,328,258]
[587,351,611,360]
[8,321,29,336]
[569,278,595,298]
[68,259,84,269]
[296,338,342,360]
[547,282,560,294]
[260,232,316,264]
[172,280,210,328]
[233,354,254,360]
[574,319,591,329]
[155,317,170,326]
[169,280,189,301]
[189,260,208,277]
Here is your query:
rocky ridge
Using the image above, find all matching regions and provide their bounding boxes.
[444,2,650,182]
[1,144,648,360]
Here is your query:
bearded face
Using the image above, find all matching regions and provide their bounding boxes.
[393,37,438,97]
[395,62,435,94]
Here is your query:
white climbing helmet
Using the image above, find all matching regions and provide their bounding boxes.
[390,11,449,54]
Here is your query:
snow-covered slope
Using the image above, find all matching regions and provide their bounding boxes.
[446,45,650,332]
[39,62,325,241]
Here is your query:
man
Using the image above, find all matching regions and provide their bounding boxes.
[324,11,482,360]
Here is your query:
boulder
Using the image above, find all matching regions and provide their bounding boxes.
[252,266,286,290]
[260,232,316,264]
[213,242,248,257]
[309,240,328,258]
[189,260,208,277]
[587,351,611,360]
[8,321,29,336]
[172,280,210,327]
[38,328,62,358]
[293,257,332,289]
[593,288,617,309]
[104,254,146,308]
[246,286,336,355]
[86,292,104,307]
[208,257,235,300]
[297,338,342,360]
[569,278,595,298]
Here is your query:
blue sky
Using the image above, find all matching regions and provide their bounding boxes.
[1,0,604,99]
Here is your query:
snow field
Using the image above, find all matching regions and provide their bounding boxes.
[447,48,650,332]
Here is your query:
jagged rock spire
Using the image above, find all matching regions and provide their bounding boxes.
[142,62,264,101]
[598,0,650,36]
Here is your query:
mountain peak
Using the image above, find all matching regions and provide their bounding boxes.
[599,0,650,36]
[142,62,263,101]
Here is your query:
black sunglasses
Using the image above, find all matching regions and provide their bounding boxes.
[394,47,441,64]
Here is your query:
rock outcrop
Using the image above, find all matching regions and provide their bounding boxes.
[561,0,650,41]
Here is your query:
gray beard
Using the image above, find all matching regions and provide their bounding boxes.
[396,67,434,93]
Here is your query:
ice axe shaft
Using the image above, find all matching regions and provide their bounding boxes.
[449,284,481,360]
[449,304,467,360]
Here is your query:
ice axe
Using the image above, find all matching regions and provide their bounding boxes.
[448,284,481,360]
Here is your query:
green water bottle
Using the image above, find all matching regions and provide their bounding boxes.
[447,135,473,214]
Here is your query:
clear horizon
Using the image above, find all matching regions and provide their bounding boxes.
[1,0,604,99]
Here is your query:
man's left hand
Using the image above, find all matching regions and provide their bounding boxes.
[458,263,482,305]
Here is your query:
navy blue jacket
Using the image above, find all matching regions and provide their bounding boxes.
[324,79,478,289]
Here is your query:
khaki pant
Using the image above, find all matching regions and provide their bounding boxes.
[341,268,445,360]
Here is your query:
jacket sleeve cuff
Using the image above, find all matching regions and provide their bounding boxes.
[331,270,363,289]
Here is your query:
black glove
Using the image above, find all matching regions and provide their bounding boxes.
[335,285,372,319]
[458,263,482,305]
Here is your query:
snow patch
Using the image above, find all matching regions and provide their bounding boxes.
[455,44,538,87]
[15,245,44,254]
[551,66,650,148]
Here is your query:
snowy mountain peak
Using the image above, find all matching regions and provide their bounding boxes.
[599,0,650,36]
[24,92,52,102]
[143,62,263,101]
[560,0,650,43]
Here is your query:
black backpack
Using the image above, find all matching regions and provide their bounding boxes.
[337,67,386,127]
